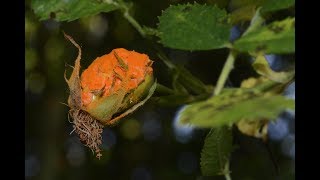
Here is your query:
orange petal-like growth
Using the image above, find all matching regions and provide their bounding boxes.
[80,48,153,107]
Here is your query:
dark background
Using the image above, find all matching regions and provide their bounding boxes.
[25,0,295,179]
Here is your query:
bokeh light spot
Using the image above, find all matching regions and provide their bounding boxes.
[25,155,40,178]
[142,118,162,142]
[173,106,195,143]
[80,15,109,46]
[281,134,295,159]
[43,19,60,31]
[268,117,289,142]
[88,15,109,38]
[265,54,282,71]
[65,137,86,167]
[284,81,295,100]
[131,167,152,180]
[27,72,46,94]
[120,118,141,140]
[230,26,241,42]
[44,37,65,65]
[25,13,38,38]
[101,128,117,150]
[25,48,39,72]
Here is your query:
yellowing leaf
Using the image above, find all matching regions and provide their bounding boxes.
[252,54,295,83]
[177,80,294,128]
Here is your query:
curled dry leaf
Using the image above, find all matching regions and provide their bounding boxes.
[64,33,155,158]
[236,77,269,141]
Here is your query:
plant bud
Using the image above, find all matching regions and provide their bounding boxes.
[64,33,155,159]
[80,48,154,124]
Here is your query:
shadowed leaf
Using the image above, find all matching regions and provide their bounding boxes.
[31,0,119,22]
[201,127,233,176]
[157,3,231,50]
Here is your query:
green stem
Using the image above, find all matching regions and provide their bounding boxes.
[123,11,146,38]
[214,50,237,95]
[116,0,146,37]
[224,160,232,180]
[156,51,176,69]
[212,50,237,180]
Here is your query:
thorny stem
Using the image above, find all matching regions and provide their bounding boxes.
[213,50,237,96]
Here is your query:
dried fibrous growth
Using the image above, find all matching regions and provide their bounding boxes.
[64,33,155,158]
[69,109,103,158]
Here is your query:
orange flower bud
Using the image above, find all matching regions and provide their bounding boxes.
[80,48,154,123]
[63,33,156,159]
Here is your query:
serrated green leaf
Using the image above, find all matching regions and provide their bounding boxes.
[234,17,295,54]
[200,127,233,176]
[31,0,119,22]
[178,85,295,128]
[261,0,295,13]
[252,54,295,83]
[157,3,232,50]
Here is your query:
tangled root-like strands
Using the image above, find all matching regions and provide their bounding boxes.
[69,109,104,159]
